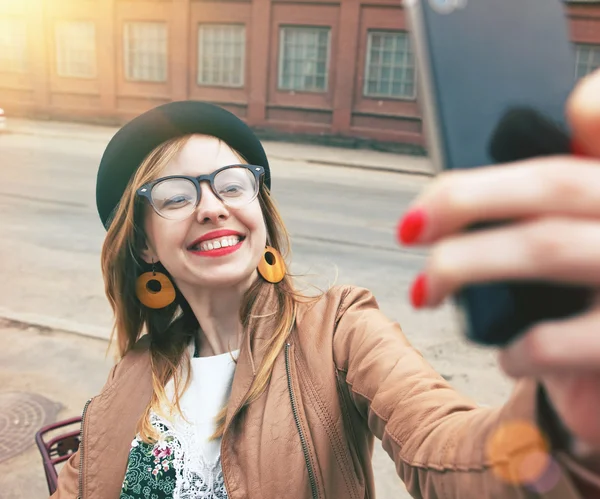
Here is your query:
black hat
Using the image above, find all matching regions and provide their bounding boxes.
[96,101,270,229]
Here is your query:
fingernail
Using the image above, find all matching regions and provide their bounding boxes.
[410,273,428,309]
[397,209,427,245]
[571,138,587,157]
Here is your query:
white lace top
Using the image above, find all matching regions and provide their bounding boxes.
[121,346,238,499]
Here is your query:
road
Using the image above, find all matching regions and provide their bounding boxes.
[0,125,512,498]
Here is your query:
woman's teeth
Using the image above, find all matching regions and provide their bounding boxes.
[193,236,241,252]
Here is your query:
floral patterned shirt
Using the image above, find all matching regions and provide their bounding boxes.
[120,349,237,499]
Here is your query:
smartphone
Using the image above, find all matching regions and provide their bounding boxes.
[405,0,592,346]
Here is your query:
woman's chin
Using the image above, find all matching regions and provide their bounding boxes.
[181,269,259,291]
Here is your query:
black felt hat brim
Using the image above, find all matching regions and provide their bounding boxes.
[96,101,270,229]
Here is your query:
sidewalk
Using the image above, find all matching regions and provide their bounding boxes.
[4,117,434,177]
[0,319,114,499]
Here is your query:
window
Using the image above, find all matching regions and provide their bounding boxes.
[55,21,97,79]
[124,22,168,82]
[197,24,245,87]
[278,26,330,92]
[364,31,416,100]
[575,43,600,80]
[0,19,28,73]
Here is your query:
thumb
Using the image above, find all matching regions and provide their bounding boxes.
[567,69,600,158]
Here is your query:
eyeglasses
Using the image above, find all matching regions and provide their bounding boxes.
[136,164,265,221]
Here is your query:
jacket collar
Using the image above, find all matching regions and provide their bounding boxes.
[225,283,285,428]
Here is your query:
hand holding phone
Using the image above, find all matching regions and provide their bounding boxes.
[405,0,593,345]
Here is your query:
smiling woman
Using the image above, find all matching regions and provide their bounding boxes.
[50,95,600,499]
[132,135,270,303]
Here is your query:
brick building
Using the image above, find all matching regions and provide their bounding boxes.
[0,0,599,147]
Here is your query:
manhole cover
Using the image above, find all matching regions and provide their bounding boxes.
[0,391,61,463]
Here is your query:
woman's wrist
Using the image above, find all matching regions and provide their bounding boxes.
[536,384,573,451]
[537,384,600,469]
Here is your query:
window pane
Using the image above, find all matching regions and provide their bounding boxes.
[124,22,168,83]
[278,26,330,92]
[371,35,382,50]
[197,24,246,88]
[364,31,416,100]
[0,18,28,73]
[55,21,97,79]
[575,43,600,80]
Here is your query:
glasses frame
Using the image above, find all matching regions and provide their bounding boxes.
[136,164,265,220]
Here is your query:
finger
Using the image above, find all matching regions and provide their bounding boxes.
[567,68,600,158]
[399,157,600,246]
[420,217,600,306]
[498,306,600,378]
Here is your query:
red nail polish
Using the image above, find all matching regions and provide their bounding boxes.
[397,209,427,245]
[571,138,587,157]
[410,273,428,309]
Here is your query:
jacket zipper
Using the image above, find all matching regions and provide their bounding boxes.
[285,343,319,499]
[77,398,92,499]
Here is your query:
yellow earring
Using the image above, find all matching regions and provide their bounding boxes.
[257,246,286,284]
[135,263,176,309]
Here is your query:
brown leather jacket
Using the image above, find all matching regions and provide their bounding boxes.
[52,286,599,498]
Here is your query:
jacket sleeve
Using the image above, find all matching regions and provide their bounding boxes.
[50,363,119,498]
[50,451,80,499]
[332,286,599,499]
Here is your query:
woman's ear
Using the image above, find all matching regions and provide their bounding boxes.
[134,222,156,265]
[140,248,156,265]
[139,237,157,265]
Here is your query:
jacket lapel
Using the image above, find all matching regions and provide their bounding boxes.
[83,345,153,499]
[225,285,283,426]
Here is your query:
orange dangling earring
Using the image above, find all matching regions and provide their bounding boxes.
[257,246,286,283]
[136,261,176,309]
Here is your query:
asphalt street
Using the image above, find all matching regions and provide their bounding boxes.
[0,125,513,498]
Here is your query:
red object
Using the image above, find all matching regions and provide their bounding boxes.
[410,273,428,309]
[35,417,82,495]
[397,209,427,245]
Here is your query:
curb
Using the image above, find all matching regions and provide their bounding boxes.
[0,307,110,343]
[2,126,434,178]
[301,157,433,177]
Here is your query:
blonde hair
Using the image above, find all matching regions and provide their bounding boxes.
[101,135,303,442]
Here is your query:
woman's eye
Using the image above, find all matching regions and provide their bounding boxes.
[220,184,244,195]
[163,196,191,207]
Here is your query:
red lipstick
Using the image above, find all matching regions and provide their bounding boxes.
[187,230,245,258]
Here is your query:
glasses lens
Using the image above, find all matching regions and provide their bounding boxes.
[214,167,258,207]
[151,178,198,219]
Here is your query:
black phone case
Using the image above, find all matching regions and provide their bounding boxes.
[458,108,592,346]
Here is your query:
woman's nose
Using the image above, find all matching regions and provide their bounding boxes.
[194,183,229,224]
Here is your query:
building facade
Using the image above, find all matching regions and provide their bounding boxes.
[0,0,599,147]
